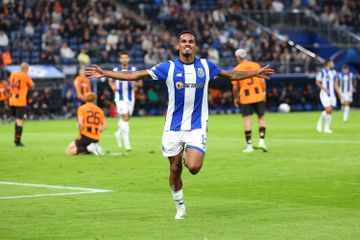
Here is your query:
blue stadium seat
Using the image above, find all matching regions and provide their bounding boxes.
[12,51,20,57]
[295,104,304,111]
[69,38,77,44]
[92,57,100,64]
[30,57,40,64]
[12,56,20,63]
[21,57,30,62]
[304,104,313,111]
[21,51,30,57]
[31,51,40,58]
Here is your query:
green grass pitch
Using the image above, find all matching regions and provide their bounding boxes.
[0,111,359,239]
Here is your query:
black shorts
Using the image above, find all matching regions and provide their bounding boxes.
[0,101,5,108]
[11,106,26,119]
[241,101,266,117]
[75,134,98,148]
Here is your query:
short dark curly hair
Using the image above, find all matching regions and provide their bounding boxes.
[177,30,197,43]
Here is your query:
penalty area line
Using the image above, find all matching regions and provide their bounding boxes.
[0,181,113,200]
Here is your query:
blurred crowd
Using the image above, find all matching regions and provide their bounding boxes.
[0,0,149,65]
[1,0,356,72]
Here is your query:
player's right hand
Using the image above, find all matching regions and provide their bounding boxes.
[85,65,104,78]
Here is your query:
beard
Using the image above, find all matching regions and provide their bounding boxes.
[183,53,191,58]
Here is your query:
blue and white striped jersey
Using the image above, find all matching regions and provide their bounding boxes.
[338,72,354,94]
[316,68,338,97]
[147,58,221,131]
[113,65,137,102]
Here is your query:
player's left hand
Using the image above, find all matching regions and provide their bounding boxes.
[256,65,275,80]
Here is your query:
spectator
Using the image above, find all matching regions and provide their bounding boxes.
[77,48,90,66]
[41,46,59,64]
[62,88,77,118]
[106,29,119,51]
[212,5,227,24]
[24,21,34,36]
[60,42,75,59]
[1,48,11,65]
[271,0,284,12]
[41,30,54,50]
[144,48,157,67]
[22,37,34,51]
[28,91,41,119]
[207,46,219,64]
[141,34,153,51]
[41,88,58,118]
[267,86,280,107]
[98,89,113,116]
[0,30,9,48]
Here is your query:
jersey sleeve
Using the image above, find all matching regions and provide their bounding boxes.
[146,61,170,81]
[206,60,222,80]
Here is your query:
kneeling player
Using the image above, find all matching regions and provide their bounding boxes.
[65,92,107,155]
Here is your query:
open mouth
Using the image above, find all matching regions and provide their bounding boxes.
[184,47,191,51]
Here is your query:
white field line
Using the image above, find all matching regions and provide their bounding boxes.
[0,181,113,200]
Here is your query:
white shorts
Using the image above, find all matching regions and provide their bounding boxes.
[320,95,336,108]
[161,129,207,157]
[341,92,353,103]
[116,101,134,116]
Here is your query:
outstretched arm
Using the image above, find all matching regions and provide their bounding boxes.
[218,65,275,81]
[85,65,151,81]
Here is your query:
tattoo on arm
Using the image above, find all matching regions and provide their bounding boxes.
[218,70,257,81]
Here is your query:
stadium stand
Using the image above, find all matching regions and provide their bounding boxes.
[0,0,358,119]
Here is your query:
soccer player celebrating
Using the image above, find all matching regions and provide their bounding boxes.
[85,31,275,219]
[338,65,356,122]
[9,62,35,147]
[316,59,342,133]
[0,78,9,122]
[109,52,143,151]
[65,92,106,156]
[232,49,267,153]
[74,68,91,105]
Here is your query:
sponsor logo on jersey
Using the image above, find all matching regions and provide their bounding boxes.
[176,82,184,90]
[176,82,204,89]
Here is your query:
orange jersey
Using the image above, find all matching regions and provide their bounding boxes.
[0,81,9,102]
[74,76,91,98]
[9,71,35,107]
[232,60,265,104]
[77,103,105,141]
